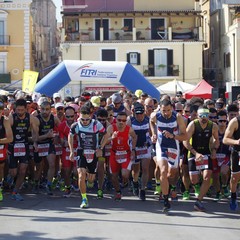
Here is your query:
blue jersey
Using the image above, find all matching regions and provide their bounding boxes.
[156,111,179,149]
[130,116,151,147]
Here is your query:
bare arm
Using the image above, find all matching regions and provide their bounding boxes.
[175,114,188,141]
[100,125,113,149]
[129,127,137,149]
[1,117,13,144]
[223,118,239,145]
[149,111,157,143]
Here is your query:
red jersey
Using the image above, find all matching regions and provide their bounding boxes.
[111,124,130,152]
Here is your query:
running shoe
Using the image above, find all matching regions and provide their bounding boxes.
[223,187,230,198]
[159,193,164,202]
[230,198,238,211]
[170,190,178,201]
[114,192,122,201]
[46,185,53,195]
[0,188,3,201]
[80,198,89,209]
[63,189,71,198]
[51,178,58,190]
[213,192,222,202]
[182,191,190,200]
[139,189,146,201]
[194,184,200,197]
[32,184,39,194]
[163,200,171,212]
[71,184,79,192]
[87,181,94,189]
[154,185,161,195]
[11,192,24,201]
[97,189,103,199]
[194,200,206,211]
[146,181,153,190]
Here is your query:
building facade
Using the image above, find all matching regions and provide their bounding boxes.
[60,0,204,97]
[0,0,32,85]
[31,0,58,79]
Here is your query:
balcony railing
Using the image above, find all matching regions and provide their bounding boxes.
[64,27,200,42]
[143,64,179,77]
[0,35,10,45]
[0,73,11,83]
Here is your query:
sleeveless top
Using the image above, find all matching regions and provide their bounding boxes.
[130,116,151,147]
[11,112,30,143]
[190,119,213,155]
[233,116,240,152]
[37,114,55,144]
[156,111,178,149]
[111,124,130,151]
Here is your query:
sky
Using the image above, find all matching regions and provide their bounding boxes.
[52,0,62,22]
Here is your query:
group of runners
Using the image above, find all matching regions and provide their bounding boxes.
[0,89,239,212]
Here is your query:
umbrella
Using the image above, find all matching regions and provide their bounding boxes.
[157,79,195,95]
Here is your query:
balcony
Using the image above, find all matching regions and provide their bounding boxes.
[0,35,10,45]
[0,73,11,83]
[64,27,201,42]
[143,64,179,77]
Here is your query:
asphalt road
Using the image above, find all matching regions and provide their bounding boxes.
[0,187,239,240]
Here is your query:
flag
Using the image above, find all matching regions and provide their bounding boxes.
[22,70,39,93]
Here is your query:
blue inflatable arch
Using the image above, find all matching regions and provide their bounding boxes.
[34,60,160,100]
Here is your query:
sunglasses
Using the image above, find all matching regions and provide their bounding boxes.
[117,119,127,122]
[199,114,209,118]
[114,102,121,105]
[184,110,190,113]
[81,118,91,122]
[66,115,74,119]
[176,109,183,112]
[209,116,217,119]
[57,107,64,111]
[97,118,106,122]
[218,119,227,123]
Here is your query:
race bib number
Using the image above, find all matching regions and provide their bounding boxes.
[14,143,26,157]
[167,148,178,162]
[66,148,78,161]
[55,144,62,155]
[195,155,209,170]
[115,150,128,163]
[0,144,5,159]
[136,146,148,159]
[216,153,226,167]
[84,149,95,163]
[38,143,50,157]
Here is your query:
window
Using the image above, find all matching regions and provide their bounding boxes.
[0,52,7,73]
[148,49,173,76]
[123,19,133,32]
[127,52,140,65]
[224,52,231,68]
[102,49,115,61]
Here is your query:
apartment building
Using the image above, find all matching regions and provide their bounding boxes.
[60,0,204,96]
[0,0,32,85]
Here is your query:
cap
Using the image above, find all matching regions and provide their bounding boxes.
[112,93,122,103]
[90,96,101,107]
[134,102,145,114]
[135,89,143,98]
[55,102,65,109]
[53,93,61,99]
